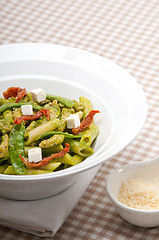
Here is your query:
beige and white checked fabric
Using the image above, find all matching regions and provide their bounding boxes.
[1,0,159,239]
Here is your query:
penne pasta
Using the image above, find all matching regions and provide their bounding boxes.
[65,139,94,157]
[0,87,100,175]
[79,96,93,118]
[80,124,99,147]
[26,118,59,145]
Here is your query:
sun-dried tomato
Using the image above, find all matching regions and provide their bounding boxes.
[19,143,70,168]
[14,108,50,125]
[3,87,27,102]
[72,110,100,135]
[3,87,22,99]
[15,88,27,103]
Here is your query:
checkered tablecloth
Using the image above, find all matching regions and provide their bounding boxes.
[1,0,159,239]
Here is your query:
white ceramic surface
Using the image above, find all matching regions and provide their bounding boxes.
[0,43,147,200]
[106,157,159,227]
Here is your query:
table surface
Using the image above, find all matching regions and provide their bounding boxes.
[1,0,159,239]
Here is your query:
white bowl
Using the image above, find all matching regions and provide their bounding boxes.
[0,43,147,200]
[106,160,159,228]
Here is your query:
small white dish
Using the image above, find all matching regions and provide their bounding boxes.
[0,43,147,200]
[106,157,159,227]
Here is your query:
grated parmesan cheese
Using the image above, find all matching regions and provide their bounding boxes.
[118,177,159,210]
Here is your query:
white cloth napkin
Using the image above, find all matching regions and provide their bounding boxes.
[0,165,100,237]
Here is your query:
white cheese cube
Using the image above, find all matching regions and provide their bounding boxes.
[67,114,80,129]
[28,148,42,163]
[21,105,33,115]
[31,88,46,102]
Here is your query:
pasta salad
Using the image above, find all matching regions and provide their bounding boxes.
[0,87,100,175]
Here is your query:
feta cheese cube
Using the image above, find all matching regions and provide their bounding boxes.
[31,88,46,102]
[21,104,33,115]
[67,114,80,129]
[28,148,42,163]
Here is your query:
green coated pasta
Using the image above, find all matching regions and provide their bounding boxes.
[39,134,64,148]
[80,124,99,146]
[0,87,100,175]
[0,165,7,174]
[42,144,64,157]
[65,139,94,157]
[54,153,85,166]
[39,162,61,171]
[44,105,61,119]
[57,107,75,131]
[79,96,93,118]
[4,166,52,175]
[3,110,14,126]
[0,120,12,134]
[26,118,60,144]
[72,155,85,165]
[0,134,9,160]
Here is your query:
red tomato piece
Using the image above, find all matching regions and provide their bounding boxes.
[72,110,100,135]
[14,108,50,125]
[19,143,70,168]
[3,87,27,102]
